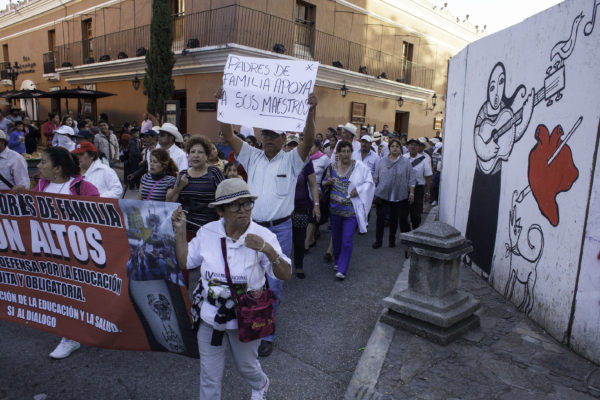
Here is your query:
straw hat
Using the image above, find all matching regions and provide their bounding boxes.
[159,122,184,143]
[209,178,258,207]
[0,129,6,142]
[341,122,357,137]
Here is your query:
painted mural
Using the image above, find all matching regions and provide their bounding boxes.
[440,0,600,363]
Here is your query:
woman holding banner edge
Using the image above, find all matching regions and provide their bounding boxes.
[172,178,291,399]
[34,146,100,359]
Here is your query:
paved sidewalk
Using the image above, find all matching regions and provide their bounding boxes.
[346,255,600,400]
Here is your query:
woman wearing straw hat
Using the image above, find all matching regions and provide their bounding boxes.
[172,178,291,400]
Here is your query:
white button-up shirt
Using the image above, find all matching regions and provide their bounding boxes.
[236,142,306,222]
[352,149,380,177]
[158,143,188,172]
[82,159,123,198]
[403,153,433,185]
[187,219,291,329]
[0,146,29,189]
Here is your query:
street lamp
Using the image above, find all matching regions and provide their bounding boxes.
[398,96,404,107]
[132,76,140,90]
[340,82,348,97]
[6,61,20,91]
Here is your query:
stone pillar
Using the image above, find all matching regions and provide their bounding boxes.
[381,221,480,345]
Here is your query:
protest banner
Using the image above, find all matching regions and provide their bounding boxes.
[0,191,198,358]
[217,54,319,132]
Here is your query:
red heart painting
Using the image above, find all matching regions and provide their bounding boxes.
[528,124,579,226]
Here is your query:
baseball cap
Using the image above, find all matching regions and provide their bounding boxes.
[360,135,373,143]
[286,134,300,145]
[261,128,286,135]
[71,142,98,154]
[75,129,94,141]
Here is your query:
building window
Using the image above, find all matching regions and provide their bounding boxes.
[44,30,57,74]
[294,1,315,58]
[401,41,414,84]
[2,44,8,63]
[171,0,185,47]
[82,19,94,63]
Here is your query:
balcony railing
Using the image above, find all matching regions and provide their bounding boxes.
[55,5,434,90]
[0,61,10,80]
[42,51,57,74]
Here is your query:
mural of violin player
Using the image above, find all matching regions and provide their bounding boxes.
[464,62,534,274]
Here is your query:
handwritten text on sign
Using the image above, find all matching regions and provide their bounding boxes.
[217,55,319,132]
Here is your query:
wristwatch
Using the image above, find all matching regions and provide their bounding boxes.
[272,255,282,267]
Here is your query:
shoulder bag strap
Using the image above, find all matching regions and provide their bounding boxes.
[0,173,14,189]
[221,237,240,305]
[146,176,166,200]
[411,156,425,167]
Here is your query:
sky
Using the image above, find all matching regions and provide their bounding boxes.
[430,0,564,33]
[0,0,564,34]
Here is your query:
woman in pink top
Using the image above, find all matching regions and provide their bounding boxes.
[34,146,99,360]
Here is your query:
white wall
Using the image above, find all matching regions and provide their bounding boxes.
[440,0,600,362]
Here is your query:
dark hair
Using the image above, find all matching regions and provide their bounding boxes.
[245,135,259,148]
[150,148,178,177]
[99,113,109,123]
[14,120,24,126]
[185,135,212,155]
[224,162,237,173]
[336,141,353,152]
[85,151,99,161]
[388,138,402,148]
[313,139,322,149]
[43,146,80,177]
[60,114,75,126]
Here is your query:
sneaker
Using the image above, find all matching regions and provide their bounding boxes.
[49,338,80,359]
[372,242,382,249]
[258,340,273,357]
[335,272,345,280]
[333,264,338,271]
[251,377,269,400]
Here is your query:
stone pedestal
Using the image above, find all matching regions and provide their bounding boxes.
[381,221,480,345]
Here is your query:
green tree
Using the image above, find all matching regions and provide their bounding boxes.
[144,0,175,122]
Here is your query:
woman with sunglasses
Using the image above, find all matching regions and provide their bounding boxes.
[173,178,291,399]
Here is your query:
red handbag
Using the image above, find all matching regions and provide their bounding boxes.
[221,237,276,343]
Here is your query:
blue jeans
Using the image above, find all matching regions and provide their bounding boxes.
[263,218,292,342]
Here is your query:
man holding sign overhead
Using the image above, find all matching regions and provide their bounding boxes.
[215,54,319,357]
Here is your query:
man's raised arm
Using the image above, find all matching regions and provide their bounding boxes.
[297,93,318,161]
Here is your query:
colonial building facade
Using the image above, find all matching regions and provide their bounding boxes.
[0,0,482,139]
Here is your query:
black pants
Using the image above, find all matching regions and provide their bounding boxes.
[410,185,425,230]
[291,208,311,270]
[376,199,410,244]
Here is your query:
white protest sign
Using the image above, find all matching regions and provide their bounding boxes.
[217,54,319,132]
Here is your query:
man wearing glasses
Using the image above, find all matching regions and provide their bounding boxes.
[217,89,318,357]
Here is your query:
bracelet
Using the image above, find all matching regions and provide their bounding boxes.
[314,202,320,206]
[259,239,266,253]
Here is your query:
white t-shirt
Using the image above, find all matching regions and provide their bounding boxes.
[44,178,75,194]
[186,219,291,329]
[236,141,306,222]
[403,153,433,185]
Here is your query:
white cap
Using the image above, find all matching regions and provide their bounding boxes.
[360,135,373,143]
[0,129,6,142]
[240,126,254,138]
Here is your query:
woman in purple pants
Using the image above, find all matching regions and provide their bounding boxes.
[322,141,374,280]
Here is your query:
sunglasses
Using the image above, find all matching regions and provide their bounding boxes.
[227,200,255,212]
